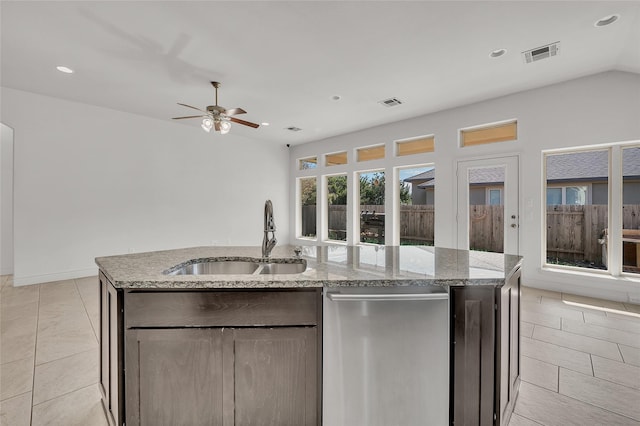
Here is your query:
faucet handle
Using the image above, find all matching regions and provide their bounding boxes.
[294,247,302,258]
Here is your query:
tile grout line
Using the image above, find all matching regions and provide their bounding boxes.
[513,412,546,426]
[560,363,640,396]
[589,353,595,377]
[530,321,638,350]
[524,380,640,424]
[30,382,99,410]
[29,283,41,426]
[617,343,626,364]
[74,279,99,343]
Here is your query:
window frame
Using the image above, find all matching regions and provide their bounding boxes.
[542,142,640,279]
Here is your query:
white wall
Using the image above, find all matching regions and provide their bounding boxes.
[1,123,14,275]
[1,88,289,285]
[289,71,640,302]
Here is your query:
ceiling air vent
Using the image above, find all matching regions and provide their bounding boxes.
[286,126,302,132]
[379,97,403,107]
[523,42,560,63]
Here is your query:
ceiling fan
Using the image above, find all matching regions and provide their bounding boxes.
[172,81,259,134]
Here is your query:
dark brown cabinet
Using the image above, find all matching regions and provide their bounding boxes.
[98,279,322,426]
[450,266,521,426]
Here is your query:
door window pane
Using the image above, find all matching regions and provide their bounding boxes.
[327,175,347,241]
[399,166,435,245]
[545,150,608,271]
[469,166,505,253]
[622,146,640,275]
[299,178,316,238]
[359,171,385,244]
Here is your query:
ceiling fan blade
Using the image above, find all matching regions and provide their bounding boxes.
[172,115,205,120]
[230,117,260,128]
[177,103,207,113]
[225,107,247,116]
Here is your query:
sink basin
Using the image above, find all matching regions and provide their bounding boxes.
[165,258,307,275]
[258,261,307,275]
[167,260,259,275]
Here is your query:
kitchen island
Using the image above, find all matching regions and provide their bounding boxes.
[96,245,522,426]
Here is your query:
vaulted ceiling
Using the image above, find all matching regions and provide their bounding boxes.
[2,1,638,145]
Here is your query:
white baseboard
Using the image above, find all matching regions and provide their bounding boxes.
[13,267,98,286]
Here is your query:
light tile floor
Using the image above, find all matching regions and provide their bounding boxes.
[1,275,639,425]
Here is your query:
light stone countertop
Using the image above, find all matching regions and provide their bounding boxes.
[95,245,522,289]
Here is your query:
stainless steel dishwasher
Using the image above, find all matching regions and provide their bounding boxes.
[323,287,449,426]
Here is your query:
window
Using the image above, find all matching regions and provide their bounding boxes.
[294,132,436,247]
[326,152,348,166]
[357,145,385,162]
[488,188,502,205]
[299,178,316,238]
[461,120,517,147]
[326,175,347,241]
[545,150,608,272]
[546,186,588,205]
[399,165,435,246]
[299,157,317,170]
[358,171,385,244]
[396,136,435,156]
[622,146,640,276]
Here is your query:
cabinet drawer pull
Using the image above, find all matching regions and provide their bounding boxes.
[326,292,448,302]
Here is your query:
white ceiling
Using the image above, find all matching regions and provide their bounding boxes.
[2,1,639,145]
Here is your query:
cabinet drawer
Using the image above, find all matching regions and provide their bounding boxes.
[124,290,320,328]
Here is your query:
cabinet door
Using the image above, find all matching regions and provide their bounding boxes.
[99,273,122,426]
[99,273,108,403]
[451,287,495,426]
[497,269,521,426]
[125,328,225,426]
[226,327,318,426]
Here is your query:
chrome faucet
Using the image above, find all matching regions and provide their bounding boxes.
[262,200,277,259]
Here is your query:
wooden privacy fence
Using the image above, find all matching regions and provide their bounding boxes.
[301,205,435,243]
[469,205,504,253]
[547,205,640,265]
[302,204,640,262]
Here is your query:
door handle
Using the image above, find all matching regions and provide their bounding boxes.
[326,292,449,302]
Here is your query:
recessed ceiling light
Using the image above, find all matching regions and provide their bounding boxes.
[261,122,270,126]
[595,14,620,27]
[331,95,341,101]
[56,66,74,74]
[490,48,507,58]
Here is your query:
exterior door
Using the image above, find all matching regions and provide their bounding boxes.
[457,156,519,255]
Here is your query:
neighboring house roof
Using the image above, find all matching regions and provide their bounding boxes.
[417,167,504,188]
[406,148,640,188]
[404,169,435,182]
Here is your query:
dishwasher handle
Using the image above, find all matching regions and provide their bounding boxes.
[326,292,449,302]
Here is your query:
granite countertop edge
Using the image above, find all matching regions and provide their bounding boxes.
[96,245,522,290]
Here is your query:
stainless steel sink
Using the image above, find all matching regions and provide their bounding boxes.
[258,261,307,275]
[167,260,260,275]
[165,258,306,275]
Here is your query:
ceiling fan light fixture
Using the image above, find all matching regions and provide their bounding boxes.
[219,120,231,135]
[201,117,213,132]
